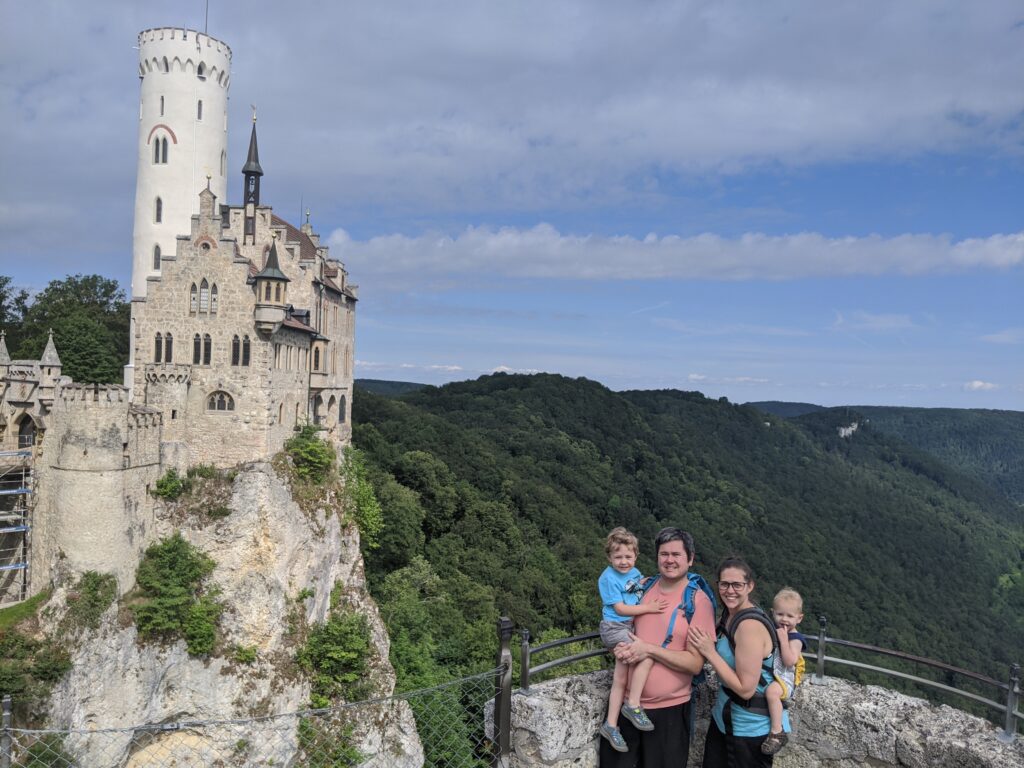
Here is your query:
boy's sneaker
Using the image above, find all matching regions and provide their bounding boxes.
[599,722,628,752]
[620,704,655,731]
[761,731,788,755]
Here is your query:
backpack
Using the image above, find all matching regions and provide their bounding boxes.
[720,606,786,720]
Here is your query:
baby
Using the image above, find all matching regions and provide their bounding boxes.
[762,587,807,755]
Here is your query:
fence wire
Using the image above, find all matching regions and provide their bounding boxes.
[1,668,500,768]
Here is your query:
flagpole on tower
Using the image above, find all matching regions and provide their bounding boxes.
[205,0,210,34]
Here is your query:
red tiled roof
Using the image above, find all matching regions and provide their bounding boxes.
[281,315,317,335]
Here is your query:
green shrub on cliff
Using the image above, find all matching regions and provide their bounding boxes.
[285,425,337,484]
[131,533,222,656]
[297,607,371,708]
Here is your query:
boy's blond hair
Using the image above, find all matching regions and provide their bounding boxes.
[773,587,803,612]
[604,526,639,557]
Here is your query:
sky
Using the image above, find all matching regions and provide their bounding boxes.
[1,1,1022,409]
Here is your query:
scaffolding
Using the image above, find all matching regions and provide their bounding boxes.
[0,448,32,606]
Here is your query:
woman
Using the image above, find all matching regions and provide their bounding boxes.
[689,557,788,767]
[600,528,716,768]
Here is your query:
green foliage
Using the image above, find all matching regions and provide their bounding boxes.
[355,379,428,397]
[297,608,372,708]
[354,372,1024,696]
[232,644,258,664]
[186,464,219,480]
[132,533,221,656]
[0,630,71,705]
[285,425,337,484]
[297,587,315,601]
[0,589,50,632]
[8,273,129,384]
[14,733,75,767]
[63,571,117,630]
[297,718,363,767]
[152,468,192,500]
[342,447,384,549]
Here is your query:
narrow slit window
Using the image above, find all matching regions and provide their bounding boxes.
[189,283,198,313]
[153,244,161,270]
[160,95,164,115]
[154,333,163,363]
[155,197,162,223]
[203,334,212,365]
[165,333,173,363]
[231,335,240,366]
[193,334,201,364]
[210,284,219,314]
[197,99,203,120]
[242,336,251,366]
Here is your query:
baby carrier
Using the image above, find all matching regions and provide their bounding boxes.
[719,607,785,723]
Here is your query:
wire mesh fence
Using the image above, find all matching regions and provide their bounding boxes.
[0,668,500,768]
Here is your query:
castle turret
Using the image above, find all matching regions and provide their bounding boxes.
[130,28,232,300]
[0,330,10,375]
[254,239,290,332]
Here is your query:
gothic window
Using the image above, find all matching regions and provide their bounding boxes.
[275,283,282,302]
[339,395,347,423]
[199,279,210,313]
[189,283,198,313]
[231,335,240,366]
[242,336,251,366]
[155,197,162,223]
[165,332,173,363]
[154,333,163,363]
[206,391,234,412]
[153,244,161,270]
[193,334,201,364]
[17,417,36,448]
[197,63,206,80]
[313,347,320,371]
[210,284,218,314]
[197,100,203,120]
[263,283,271,301]
[153,140,161,164]
[161,137,168,164]
[203,334,212,365]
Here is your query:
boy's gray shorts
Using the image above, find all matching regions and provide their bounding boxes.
[600,619,635,650]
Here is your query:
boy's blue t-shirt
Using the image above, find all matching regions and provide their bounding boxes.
[598,566,644,622]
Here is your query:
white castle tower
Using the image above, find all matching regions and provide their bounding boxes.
[130,27,232,300]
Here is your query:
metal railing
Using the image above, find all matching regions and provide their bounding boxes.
[502,614,1022,744]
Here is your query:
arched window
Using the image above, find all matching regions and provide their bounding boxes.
[17,417,36,448]
[206,391,234,412]
[263,283,271,301]
[197,100,203,120]
[210,284,218,314]
[242,336,251,366]
[231,335,240,366]
[189,283,198,313]
[153,244,161,270]
[339,395,347,423]
[165,333,173,363]
[199,279,209,313]
[161,137,168,163]
[313,347,320,371]
[160,95,164,116]
[203,334,212,365]
[153,140,161,164]
[275,283,282,302]
[197,63,206,80]
[155,197,162,223]
[193,334,201,364]
[154,333,163,363]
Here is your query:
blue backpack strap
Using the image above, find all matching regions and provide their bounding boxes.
[662,573,716,648]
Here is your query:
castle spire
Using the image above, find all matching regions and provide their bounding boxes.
[40,329,61,366]
[0,330,10,366]
[242,110,263,244]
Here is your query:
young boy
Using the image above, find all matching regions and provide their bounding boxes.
[762,587,807,755]
[597,527,667,753]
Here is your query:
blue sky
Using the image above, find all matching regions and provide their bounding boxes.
[1,1,1022,408]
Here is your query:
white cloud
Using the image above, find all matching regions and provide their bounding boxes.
[687,373,708,382]
[492,365,542,375]
[980,327,1024,344]
[833,311,918,332]
[655,318,811,337]
[330,225,1024,282]
[963,380,998,391]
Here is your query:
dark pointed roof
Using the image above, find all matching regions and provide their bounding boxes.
[242,121,263,176]
[255,241,289,282]
[40,329,61,366]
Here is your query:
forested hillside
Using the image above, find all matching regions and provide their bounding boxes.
[354,374,1024,694]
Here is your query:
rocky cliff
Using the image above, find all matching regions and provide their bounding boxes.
[492,671,1022,768]
[38,461,422,767]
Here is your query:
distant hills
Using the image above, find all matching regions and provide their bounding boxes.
[354,374,1024,689]
[748,401,1024,505]
[356,378,429,397]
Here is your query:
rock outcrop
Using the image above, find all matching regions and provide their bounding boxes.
[494,671,1022,768]
[42,462,423,767]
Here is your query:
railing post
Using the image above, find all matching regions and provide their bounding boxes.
[520,629,531,692]
[493,617,514,767]
[1,694,12,768]
[814,614,827,683]
[998,663,1020,743]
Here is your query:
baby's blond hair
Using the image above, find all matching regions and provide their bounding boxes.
[605,527,639,557]
[773,587,803,612]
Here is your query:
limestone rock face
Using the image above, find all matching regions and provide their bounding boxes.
[499,671,1022,768]
[44,462,423,767]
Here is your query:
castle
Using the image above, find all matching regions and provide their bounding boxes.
[0,27,357,604]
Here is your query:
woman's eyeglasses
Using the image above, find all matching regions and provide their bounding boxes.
[718,581,748,592]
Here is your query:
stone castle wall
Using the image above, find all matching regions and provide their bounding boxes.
[31,384,163,592]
